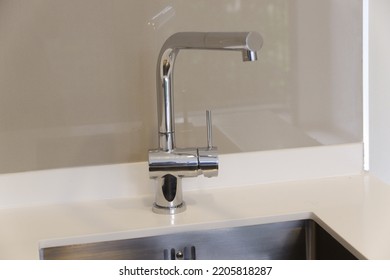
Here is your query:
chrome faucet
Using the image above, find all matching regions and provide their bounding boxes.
[148,32,263,214]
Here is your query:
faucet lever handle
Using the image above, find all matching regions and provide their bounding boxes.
[206,110,213,149]
[197,110,218,178]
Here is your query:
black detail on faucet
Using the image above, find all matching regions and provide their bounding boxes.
[162,174,177,202]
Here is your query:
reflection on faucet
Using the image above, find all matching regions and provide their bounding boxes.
[149,32,263,214]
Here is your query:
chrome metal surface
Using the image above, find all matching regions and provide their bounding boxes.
[206,110,213,149]
[151,175,186,214]
[40,219,359,260]
[149,32,263,214]
[155,32,263,149]
[197,147,218,178]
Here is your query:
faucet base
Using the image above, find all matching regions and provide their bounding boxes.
[152,202,186,215]
[152,175,186,214]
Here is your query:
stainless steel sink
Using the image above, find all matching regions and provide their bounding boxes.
[40,219,359,260]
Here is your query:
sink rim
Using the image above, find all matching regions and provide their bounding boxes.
[39,213,314,249]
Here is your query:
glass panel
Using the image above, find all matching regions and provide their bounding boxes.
[0,0,362,173]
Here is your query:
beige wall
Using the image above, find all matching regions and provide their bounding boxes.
[0,0,362,173]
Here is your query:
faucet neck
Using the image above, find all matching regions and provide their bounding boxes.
[157,48,178,151]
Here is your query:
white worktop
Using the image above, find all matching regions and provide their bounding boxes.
[1,144,389,260]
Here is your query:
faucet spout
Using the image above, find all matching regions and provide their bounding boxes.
[156,32,263,150]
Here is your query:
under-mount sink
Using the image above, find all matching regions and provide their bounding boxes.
[40,219,359,260]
